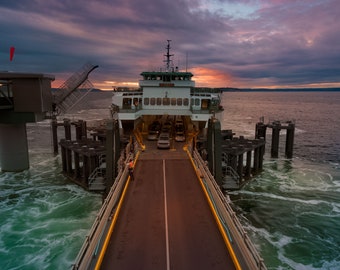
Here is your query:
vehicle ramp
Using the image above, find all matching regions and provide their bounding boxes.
[73,144,266,270]
[99,152,236,269]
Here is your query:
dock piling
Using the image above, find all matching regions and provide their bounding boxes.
[64,119,72,141]
[52,119,59,154]
[245,150,252,178]
[256,119,296,159]
[207,117,222,186]
[271,122,281,158]
[285,122,295,158]
[255,122,267,140]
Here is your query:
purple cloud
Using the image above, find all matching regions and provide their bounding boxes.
[1,0,339,89]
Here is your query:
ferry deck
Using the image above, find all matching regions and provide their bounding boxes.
[99,141,235,269]
[73,139,266,270]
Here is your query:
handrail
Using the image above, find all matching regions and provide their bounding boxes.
[87,167,103,185]
[222,152,240,184]
[72,151,135,270]
[189,146,266,270]
[222,153,239,174]
[88,154,106,187]
[225,166,240,183]
[133,128,145,151]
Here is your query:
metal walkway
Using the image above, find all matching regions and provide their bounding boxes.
[73,142,266,270]
[53,63,98,115]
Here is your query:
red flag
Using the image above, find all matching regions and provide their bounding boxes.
[10,46,15,61]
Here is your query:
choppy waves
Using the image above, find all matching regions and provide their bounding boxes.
[0,153,102,270]
[0,93,111,270]
[230,159,340,269]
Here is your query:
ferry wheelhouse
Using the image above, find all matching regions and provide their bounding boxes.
[111,41,223,137]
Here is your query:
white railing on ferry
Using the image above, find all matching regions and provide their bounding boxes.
[189,146,266,270]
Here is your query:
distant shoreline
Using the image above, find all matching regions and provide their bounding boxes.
[53,88,340,93]
[221,87,340,92]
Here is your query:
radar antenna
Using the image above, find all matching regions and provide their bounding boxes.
[164,40,174,71]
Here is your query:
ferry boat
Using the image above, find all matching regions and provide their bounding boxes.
[110,40,223,139]
[70,41,267,270]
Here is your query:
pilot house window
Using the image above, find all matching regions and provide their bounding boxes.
[123,98,132,108]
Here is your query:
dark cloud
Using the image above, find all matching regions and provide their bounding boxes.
[0,0,339,88]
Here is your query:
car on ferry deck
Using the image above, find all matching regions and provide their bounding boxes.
[175,120,185,142]
[162,120,172,133]
[147,120,161,140]
[175,130,186,142]
[157,132,171,149]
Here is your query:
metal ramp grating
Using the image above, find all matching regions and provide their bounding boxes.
[56,80,94,114]
[53,63,98,115]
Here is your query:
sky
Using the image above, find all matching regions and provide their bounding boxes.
[1,0,339,90]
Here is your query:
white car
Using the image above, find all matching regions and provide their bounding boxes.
[157,133,171,149]
[175,131,186,142]
[175,123,185,142]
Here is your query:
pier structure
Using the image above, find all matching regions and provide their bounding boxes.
[0,64,98,172]
[72,136,267,270]
[59,139,106,190]
[52,118,89,154]
[0,72,54,171]
[56,116,269,193]
[204,117,266,190]
[52,116,269,269]
[53,118,126,191]
[221,136,266,190]
[256,120,295,158]
[55,116,277,193]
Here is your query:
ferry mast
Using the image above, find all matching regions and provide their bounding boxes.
[164,39,174,71]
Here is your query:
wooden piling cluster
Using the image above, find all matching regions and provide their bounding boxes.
[256,120,295,158]
[59,139,105,189]
[221,136,266,190]
[52,118,107,190]
[52,118,89,154]
[202,118,268,190]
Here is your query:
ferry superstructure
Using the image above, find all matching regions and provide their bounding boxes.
[111,40,223,136]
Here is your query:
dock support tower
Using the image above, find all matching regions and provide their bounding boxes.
[0,72,54,171]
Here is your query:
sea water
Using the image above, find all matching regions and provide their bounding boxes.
[222,91,340,270]
[0,91,339,269]
[0,93,111,269]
